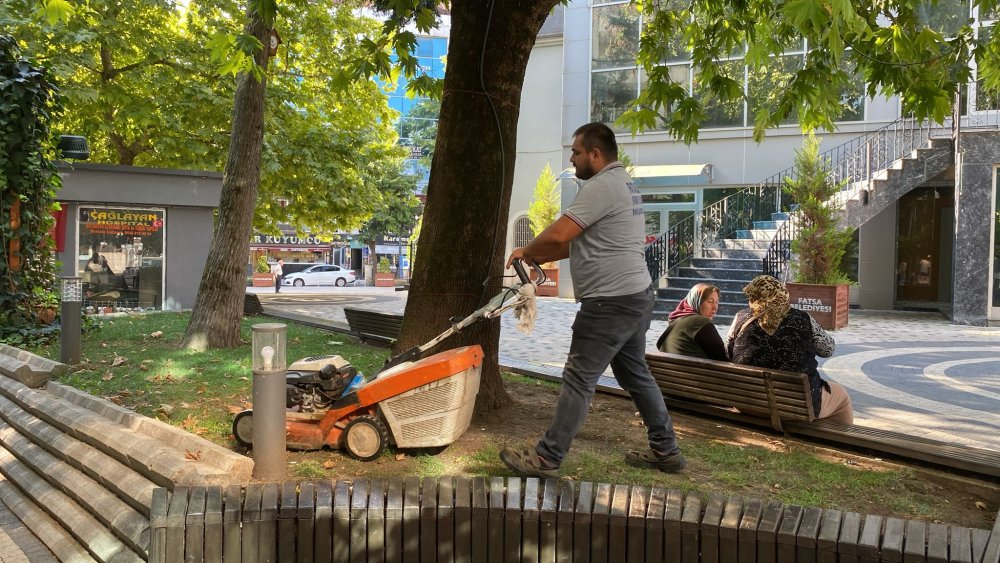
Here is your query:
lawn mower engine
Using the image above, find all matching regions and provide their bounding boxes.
[284,355,360,412]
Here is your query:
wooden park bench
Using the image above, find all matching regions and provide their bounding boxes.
[343,307,404,348]
[646,351,1000,480]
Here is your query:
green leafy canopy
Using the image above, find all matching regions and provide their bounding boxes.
[623,0,1000,143]
[2,0,408,237]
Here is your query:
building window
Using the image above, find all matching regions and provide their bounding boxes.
[589,8,867,130]
[592,3,640,70]
[78,206,165,310]
[513,215,533,248]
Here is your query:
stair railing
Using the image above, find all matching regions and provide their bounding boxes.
[645,114,946,283]
[762,115,949,281]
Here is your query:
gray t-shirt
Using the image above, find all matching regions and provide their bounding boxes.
[563,162,651,299]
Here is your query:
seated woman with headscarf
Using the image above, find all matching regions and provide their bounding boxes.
[656,283,728,361]
[726,275,853,424]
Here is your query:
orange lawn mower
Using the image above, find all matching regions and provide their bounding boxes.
[232,260,545,461]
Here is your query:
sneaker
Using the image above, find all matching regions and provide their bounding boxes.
[625,449,687,473]
[500,447,560,479]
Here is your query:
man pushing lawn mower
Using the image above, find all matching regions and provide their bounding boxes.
[500,122,686,478]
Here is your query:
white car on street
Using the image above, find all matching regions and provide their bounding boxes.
[282,264,356,287]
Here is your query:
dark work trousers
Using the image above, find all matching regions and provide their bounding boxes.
[275,274,282,292]
[536,286,680,466]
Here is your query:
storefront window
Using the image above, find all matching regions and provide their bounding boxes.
[78,206,165,311]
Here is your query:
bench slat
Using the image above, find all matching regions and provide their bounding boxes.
[784,421,1000,478]
[651,369,813,402]
[655,385,811,421]
[647,358,810,388]
[654,375,808,411]
[343,308,404,348]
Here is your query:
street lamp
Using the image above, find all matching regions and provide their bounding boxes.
[60,276,82,364]
[251,323,287,480]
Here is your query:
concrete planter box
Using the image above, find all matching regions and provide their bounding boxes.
[252,273,275,287]
[786,282,849,330]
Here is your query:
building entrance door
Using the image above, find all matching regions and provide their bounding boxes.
[641,192,699,243]
[895,186,954,305]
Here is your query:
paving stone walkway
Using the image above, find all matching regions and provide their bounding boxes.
[253,286,1000,452]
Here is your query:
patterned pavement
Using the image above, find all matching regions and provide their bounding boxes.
[250,286,1000,453]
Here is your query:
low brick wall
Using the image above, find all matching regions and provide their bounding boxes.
[150,477,1000,563]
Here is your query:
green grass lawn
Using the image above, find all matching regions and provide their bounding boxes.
[25,311,997,529]
[30,311,388,444]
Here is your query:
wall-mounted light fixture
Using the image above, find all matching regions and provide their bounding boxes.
[860,189,870,206]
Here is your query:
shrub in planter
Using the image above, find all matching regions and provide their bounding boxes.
[256,256,271,274]
[375,257,394,286]
[377,257,393,274]
[252,256,274,286]
[528,163,561,296]
[783,134,854,329]
[784,134,855,286]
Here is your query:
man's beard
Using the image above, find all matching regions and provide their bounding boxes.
[575,163,594,180]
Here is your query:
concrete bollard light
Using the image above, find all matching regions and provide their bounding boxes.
[251,323,287,480]
[60,277,82,365]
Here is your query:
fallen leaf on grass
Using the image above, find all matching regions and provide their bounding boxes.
[628,420,645,428]
[102,372,114,381]
[111,356,127,367]
[239,377,249,382]
[106,396,124,406]
[975,501,989,510]
[149,331,163,339]
[157,404,174,418]
[227,405,245,414]
[395,453,406,461]
[181,414,198,430]
[101,342,109,348]
[184,450,202,461]
[139,365,149,371]
[323,460,335,469]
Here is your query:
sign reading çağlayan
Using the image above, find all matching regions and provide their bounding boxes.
[790,297,833,314]
[80,208,164,237]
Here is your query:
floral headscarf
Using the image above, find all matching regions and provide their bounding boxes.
[668,283,720,321]
[742,275,790,335]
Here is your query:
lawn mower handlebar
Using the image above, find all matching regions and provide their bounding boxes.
[512,258,545,286]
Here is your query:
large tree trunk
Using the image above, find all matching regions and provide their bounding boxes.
[396,0,558,410]
[182,9,271,350]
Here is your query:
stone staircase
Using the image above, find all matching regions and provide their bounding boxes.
[839,137,953,230]
[654,134,954,325]
[0,346,253,562]
[655,213,789,326]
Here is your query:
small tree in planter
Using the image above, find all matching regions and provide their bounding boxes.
[251,256,274,287]
[374,256,395,287]
[527,163,561,296]
[783,134,855,329]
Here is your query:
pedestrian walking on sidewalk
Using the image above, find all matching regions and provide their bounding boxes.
[500,122,685,478]
[272,259,284,293]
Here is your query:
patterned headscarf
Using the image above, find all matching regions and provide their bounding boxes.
[668,283,720,321]
[742,275,790,335]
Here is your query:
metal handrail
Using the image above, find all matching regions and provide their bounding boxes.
[645,113,957,284]
[762,116,951,280]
